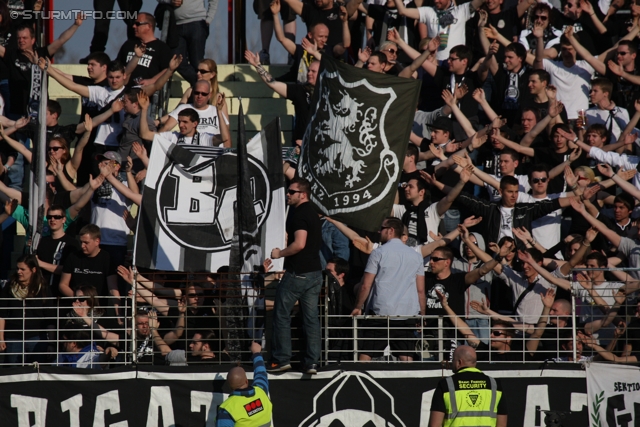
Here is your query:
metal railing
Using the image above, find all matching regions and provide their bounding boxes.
[0,268,639,367]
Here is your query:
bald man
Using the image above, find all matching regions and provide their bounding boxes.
[216,342,273,427]
[429,346,508,427]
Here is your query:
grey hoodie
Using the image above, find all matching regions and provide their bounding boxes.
[451,233,492,318]
[158,0,218,25]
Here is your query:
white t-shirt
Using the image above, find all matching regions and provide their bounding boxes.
[542,59,595,119]
[585,106,630,143]
[498,206,514,241]
[574,281,622,323]
[392,202,442,243]
[88,85,125,146]
[519,193,564,254]
[485,174,530,202]
[168,104,227,135]
[91,178,131,246]
[418,3,472,61]
[156,131,219,147]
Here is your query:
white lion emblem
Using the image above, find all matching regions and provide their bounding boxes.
[313,88,379,188]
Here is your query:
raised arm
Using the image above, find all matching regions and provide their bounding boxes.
[564,26,606,75]
[465,238,514,284]
[281,0,303,16]
[137,92,159,141]
[533,22,546,69]
[569,197,622,247]
[399,46,432,79]
[69,115,94,174]
[526,289,555,353]
[105,169,142,205]
[47,15,84,56]
[436,289,480,347]
[442,89,475,138]
[579,0,607,35]
[141,54,183,97]
[68,174,104,219]
[271,0,297,56]
[598,164,640,201]
[517,250,572,291]
[39,58,90,98]
[395,0,421,20]
[0,124,32,163]
[244,50,288,97]
[559,227,598,276]
[436,164,473,216]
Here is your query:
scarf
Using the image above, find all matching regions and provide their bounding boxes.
[502,65,527,111]
[177,131,200,145]
[11,280,41,299]
[401,200,432,244]
[28,61,43,122]
[94,173,126,201]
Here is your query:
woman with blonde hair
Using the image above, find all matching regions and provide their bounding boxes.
[180,59,221,106]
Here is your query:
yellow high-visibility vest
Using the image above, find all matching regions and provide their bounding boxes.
[442,367,501,427]
[219,386,272,427]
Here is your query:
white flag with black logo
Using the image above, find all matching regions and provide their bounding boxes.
[133,120,285,272]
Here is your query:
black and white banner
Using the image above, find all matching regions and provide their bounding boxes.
[134,120,285,272]
[0,364,588,426]
[587,362,640,426]
[299,55,421,232]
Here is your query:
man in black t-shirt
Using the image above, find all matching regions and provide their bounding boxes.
[268,177,323,374]
[117,13,172,84]
[59,224,121,318]
[425,245,505,326]
[283,0,361,47]
[246,50,316,145]
[36,205,79,296]
[398,144,422,205]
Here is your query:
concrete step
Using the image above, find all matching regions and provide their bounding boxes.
[50,64,290,98]
[231,130,293,146]
[228,114,294,131]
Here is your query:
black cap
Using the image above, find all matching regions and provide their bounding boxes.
[430,116,454,136]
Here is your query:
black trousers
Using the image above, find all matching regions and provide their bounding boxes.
[90,0,143,53]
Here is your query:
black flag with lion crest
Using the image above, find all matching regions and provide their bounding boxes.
[299,55,421,232]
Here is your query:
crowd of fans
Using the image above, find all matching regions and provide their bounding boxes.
[0,0,639,369]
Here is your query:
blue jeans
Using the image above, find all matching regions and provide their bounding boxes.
[2,335,46,366]
[320,220,350,268]
[467,318,490,345]
[173,20,210,86]
[272,270,322,366]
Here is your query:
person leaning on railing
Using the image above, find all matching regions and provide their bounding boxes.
[0,254,56,365]
[63,285,120,346]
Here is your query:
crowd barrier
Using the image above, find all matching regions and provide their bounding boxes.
[0,268,638,366]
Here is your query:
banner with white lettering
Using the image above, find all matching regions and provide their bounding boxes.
[587,362,640,426]
[133,119,285,272]
[0,364,588,426]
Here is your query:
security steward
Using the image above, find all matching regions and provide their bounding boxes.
[429,345,507,427]
[216,342,273,427]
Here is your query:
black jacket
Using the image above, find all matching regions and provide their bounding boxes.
[456,192,562,249]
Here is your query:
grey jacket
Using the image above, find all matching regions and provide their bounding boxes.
[157,0,218,25]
